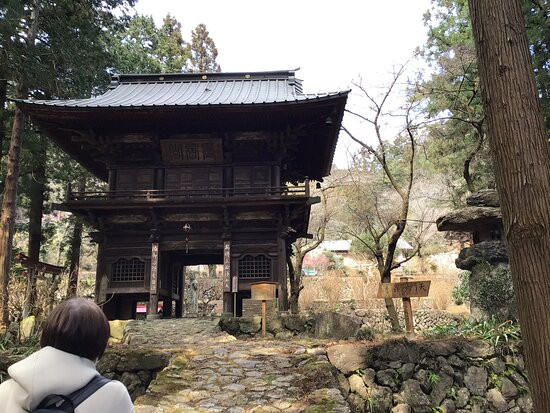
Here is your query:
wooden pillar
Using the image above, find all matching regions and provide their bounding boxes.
[147,241,160,320]
[163,298,172,318]
[277,235,289,311]
[108,169,116,191]
[175,265,183,318]
[272,165,281,193]
[91,233,106,304]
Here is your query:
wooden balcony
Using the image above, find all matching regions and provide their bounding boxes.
[64,182,310,206]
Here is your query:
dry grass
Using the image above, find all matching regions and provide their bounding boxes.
[431,291,450,310]
[298,252,462,313]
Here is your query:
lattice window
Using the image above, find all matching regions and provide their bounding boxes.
[111,258,146,283]
[238,254,271,278]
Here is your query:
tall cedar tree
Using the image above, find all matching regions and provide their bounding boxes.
[0,0,135,325]
[186,24,221,72]
[468,0,550,411]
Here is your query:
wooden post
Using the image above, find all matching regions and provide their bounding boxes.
[147,242,160,320]
[261,300,267,338]
[277,235,288,311]
[377,279,430,339]
[400,276,415,338]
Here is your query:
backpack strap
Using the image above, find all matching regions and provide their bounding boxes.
[68,375,111,408]
[35,394,74,412]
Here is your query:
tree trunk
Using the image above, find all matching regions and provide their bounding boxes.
[287,250,303,314]
[0,78,7,159]
[0,108,25,326]
[22,135,47,317]
[468,1,550,411]
[66,177,86,298]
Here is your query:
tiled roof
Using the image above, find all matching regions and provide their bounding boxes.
[17,70,348,108]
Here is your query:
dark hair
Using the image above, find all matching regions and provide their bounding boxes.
[40,298,110,361]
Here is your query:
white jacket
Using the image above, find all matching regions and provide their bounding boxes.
[0,346,134,413]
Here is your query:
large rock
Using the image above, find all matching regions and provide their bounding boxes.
[349,374,368,398]
[239,316,262,334]
[429,373,454,406]
[109,320,129,343]
[392,404,411,413]
[370,384,393,413]
[97,349,170,373]
[464,366,487,396]
[327,343,373,375]
[282,314,311,332]
[400,379,431,412]
[436,207,501,232]
[314,312,362,339]
[486,388,508,413]
[455,241,508,270]
[19,316,36,341]
[466,189,500,207]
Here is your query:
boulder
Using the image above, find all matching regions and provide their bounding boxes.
[430,373,454,406]
[486,388,508,413]
[500,377,518,399]
[375,369,398,390]
[349,374,368,399]
[326,343,373,375]
[440,399,456,413]
[464,366,488,396]
[314,312,362,339]
[370,384,393,413]
[282,314,311,332]
[347,393,365,413]
[455,388,470,408]
[239,316,262,334]
[400,380,431,412]
[219,315,240,335]
[392,404,411,413]
[19,316,36,341]
[109,320,129,343]
[336,372,350,397]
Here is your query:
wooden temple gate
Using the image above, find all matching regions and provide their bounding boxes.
[16,71,348,320]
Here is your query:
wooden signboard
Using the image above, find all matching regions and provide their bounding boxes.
[376,280,431,299]
[150,243,159,294]
[223,241,231,292]
[161,138,223,164]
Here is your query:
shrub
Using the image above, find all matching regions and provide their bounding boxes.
[473,262,517,320]
[355,326,376,341]
[452,271,470,305]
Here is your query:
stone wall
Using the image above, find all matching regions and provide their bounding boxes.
[0,348,170,401]
[220,309,465,339]
[96,348,170,400]
[326,339,532,413]
[356,309,465,334]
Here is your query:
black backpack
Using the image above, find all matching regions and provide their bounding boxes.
[32,375,110,413]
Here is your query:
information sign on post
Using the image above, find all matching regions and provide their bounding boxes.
[377,279,431,338]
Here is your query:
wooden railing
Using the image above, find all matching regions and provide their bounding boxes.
[66,182,309,202]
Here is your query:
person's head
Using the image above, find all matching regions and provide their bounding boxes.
[40,298,110,361]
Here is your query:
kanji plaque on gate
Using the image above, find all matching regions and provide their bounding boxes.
[223,241,231,292]
[376,280,431,299]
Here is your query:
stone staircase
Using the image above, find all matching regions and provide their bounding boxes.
[120,318,349,413]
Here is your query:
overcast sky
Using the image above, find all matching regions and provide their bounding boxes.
[134,0,432,167]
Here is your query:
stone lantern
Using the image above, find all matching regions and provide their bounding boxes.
[436,190,516,320]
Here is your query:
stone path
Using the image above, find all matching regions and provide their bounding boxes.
[127,318,349,413]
